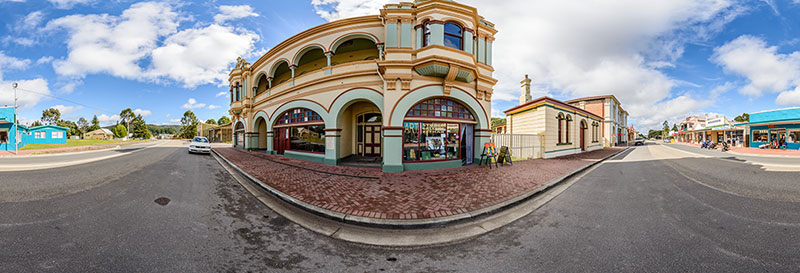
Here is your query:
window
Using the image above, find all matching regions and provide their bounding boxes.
[556,113,564,144]
[289,125,325,153]
[35,131,46,139]
[591,122,599,142]
[406,98,474,120]
[565,115,572,143]
[275,108,325,153]
[403,122,460,161]
[0,130,7,143]
[422,20,431,47]
[443,23,463,50]
[52,131,64,139]
[788,130,800,144]
[752,130,768,142]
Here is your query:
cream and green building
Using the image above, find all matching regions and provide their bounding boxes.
[226,0,497,172]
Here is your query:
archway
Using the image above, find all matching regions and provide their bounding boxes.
[402,97,476,164]
[254,115,268,150]
[254,73,268,97]
[331,38,378,66]
[234,121,245,148]
[339,101,382,163]
[272,107,325,155]
[270,60,291,87]
[293,45,326,77]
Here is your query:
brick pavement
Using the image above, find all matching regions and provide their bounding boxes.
[215,147,623,220]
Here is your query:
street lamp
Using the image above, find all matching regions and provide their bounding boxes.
[12,82,18,155]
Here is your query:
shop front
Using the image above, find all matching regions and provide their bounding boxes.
[742,108,800,150]
[402,97,476,170]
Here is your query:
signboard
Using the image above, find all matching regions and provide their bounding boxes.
[706,118,725,127]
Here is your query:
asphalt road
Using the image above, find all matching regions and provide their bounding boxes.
[1,141,798,272]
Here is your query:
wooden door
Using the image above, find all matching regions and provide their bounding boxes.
[275,128,287,154]
[363,125,381,157]
[580,128,586,151]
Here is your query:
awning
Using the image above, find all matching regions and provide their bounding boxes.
[736,118,800,126]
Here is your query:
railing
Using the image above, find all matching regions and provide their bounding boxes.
[491,133,544,160]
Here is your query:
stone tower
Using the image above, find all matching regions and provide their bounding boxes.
[520,74,532,105]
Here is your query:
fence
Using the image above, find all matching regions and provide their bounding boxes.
[491,133,544,160]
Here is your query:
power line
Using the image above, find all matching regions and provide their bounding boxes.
[14,87,114,115]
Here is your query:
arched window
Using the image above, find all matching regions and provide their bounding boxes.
[403,97,475,162]
[234,82,241,101]
[565,115,573,143]
[557,113,564,144]
[422,20,432,47]
[444,22,463,50]
[274,108,325,153]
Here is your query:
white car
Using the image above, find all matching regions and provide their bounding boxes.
[188,136,211,154]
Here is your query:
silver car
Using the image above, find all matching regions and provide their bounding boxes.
[188,136,211,154]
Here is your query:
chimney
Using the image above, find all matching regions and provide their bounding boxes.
[520,74,532,105]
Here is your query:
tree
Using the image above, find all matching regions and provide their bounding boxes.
[217,116,231,125]
[662,120,670,138]
[179,110,198,138]
[31,121,43,127]
[77,117,89,136]
[88,115,101,131]
[119,108,135,136]
[131,114,151,139]
[671,124,678,132]
[41,108,61,125]
[733,113,749,123]
[57,120,80,137]
[205,118,217,125]
[491,117,506,127]
[647,129,663,139]
[112,124,127,138]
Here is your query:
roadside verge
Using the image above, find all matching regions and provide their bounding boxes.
[212,147,630,246]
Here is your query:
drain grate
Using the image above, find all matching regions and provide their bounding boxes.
[154,197,171,206]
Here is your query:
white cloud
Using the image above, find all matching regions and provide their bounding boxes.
[182,98,206,109]
[36,56,54,65]
[311,0,742,129]
[96,113,120,125]
[50,104,84,115]
[776,86,800,106]
[45,1,258,88]
[311,0,389,21]
[58,79,81,93]
[48,0,93,9]
[0,78,51,109]
[22,11,45,29]
[0,51,31,78]
[215,91,227,97]
[168,118,181,123]
[214,5,258,23]
[133,108,152,117]
[712,35,800,98]
[207,104,220,109]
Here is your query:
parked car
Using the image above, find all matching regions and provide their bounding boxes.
[188,136,211,154]
[634,137,645,146]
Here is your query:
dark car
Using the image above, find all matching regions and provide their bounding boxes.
[634,137,645,146]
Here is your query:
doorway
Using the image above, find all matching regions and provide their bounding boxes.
[356,113,382,158]
[274,127,288,154]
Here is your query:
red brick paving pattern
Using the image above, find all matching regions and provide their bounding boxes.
[215,147,623,220]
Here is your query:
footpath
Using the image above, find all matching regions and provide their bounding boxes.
[214,146,625,228]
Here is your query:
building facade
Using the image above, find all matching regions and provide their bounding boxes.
[84,128,113,140]
[25,125,68,145]
[564,95,628,147]
[207,123,232,143]
[226,0,497,172]
[504,96,604,158]
[1,106,68,151]
[742,107,800,150]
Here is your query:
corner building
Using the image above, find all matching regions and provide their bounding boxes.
[226,0,497,172]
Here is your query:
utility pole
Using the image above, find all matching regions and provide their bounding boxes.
[12,82,18,155]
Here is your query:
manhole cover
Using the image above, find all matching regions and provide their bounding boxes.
[154,197,171,206]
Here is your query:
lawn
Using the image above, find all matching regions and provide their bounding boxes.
[20,139,143,150]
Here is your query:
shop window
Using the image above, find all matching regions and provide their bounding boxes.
[444,23,463,50]
[289,125,325,153]
[0,131,7,143]
[403,98,474,162]
[752,130,768,142]
[788,130,800,143]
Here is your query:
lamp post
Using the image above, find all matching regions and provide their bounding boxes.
[12,82,18,155]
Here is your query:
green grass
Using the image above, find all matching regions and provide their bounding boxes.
[20,139,143,150]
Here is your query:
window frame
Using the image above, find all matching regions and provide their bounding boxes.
[422,20,432,47]
[443,22,463,50]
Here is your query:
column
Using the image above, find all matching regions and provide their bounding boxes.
[386,20,398,47]
[289,65,296,87]
[323,129,341,165]
[486,39,493,66]
[473,129,493,163]
[377,43,385,60]
[463,30,474,54]
[400,20,412,47]
[415,25,423,49]
[245,132,259,151]
[266,131,275,154]
[324,52,333,75]
[477,37,486,63]
[381,127,404,172]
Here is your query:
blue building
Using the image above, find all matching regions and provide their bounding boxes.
[1,106,68,151]
[744,107,800,150]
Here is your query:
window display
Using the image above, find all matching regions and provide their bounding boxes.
[752,130,767,142]
[289,125,325,153]
[404,122,461,161]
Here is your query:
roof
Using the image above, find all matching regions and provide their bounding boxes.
[504,96,603,120]
[29,125,69,131]
[749,106,800,115]
[563,94,621,105]
[87,128,113,135]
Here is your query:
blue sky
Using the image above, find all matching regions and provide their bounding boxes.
[1,0,800,130]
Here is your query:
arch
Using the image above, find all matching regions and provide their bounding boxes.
[234,120,245,130]
[580,119,588,129]
[328,88,384,129]
[291,44,326,66]
[443,21,463,50]
[390,85,488,129]
[329,32,380,53]
[254,73,269,96]
[252,111,270,131]
[269,59,290,77]
[268,100,329,132]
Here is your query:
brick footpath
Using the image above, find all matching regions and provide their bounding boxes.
[215,147,623,220]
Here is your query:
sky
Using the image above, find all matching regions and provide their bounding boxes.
[1,0,799,130]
